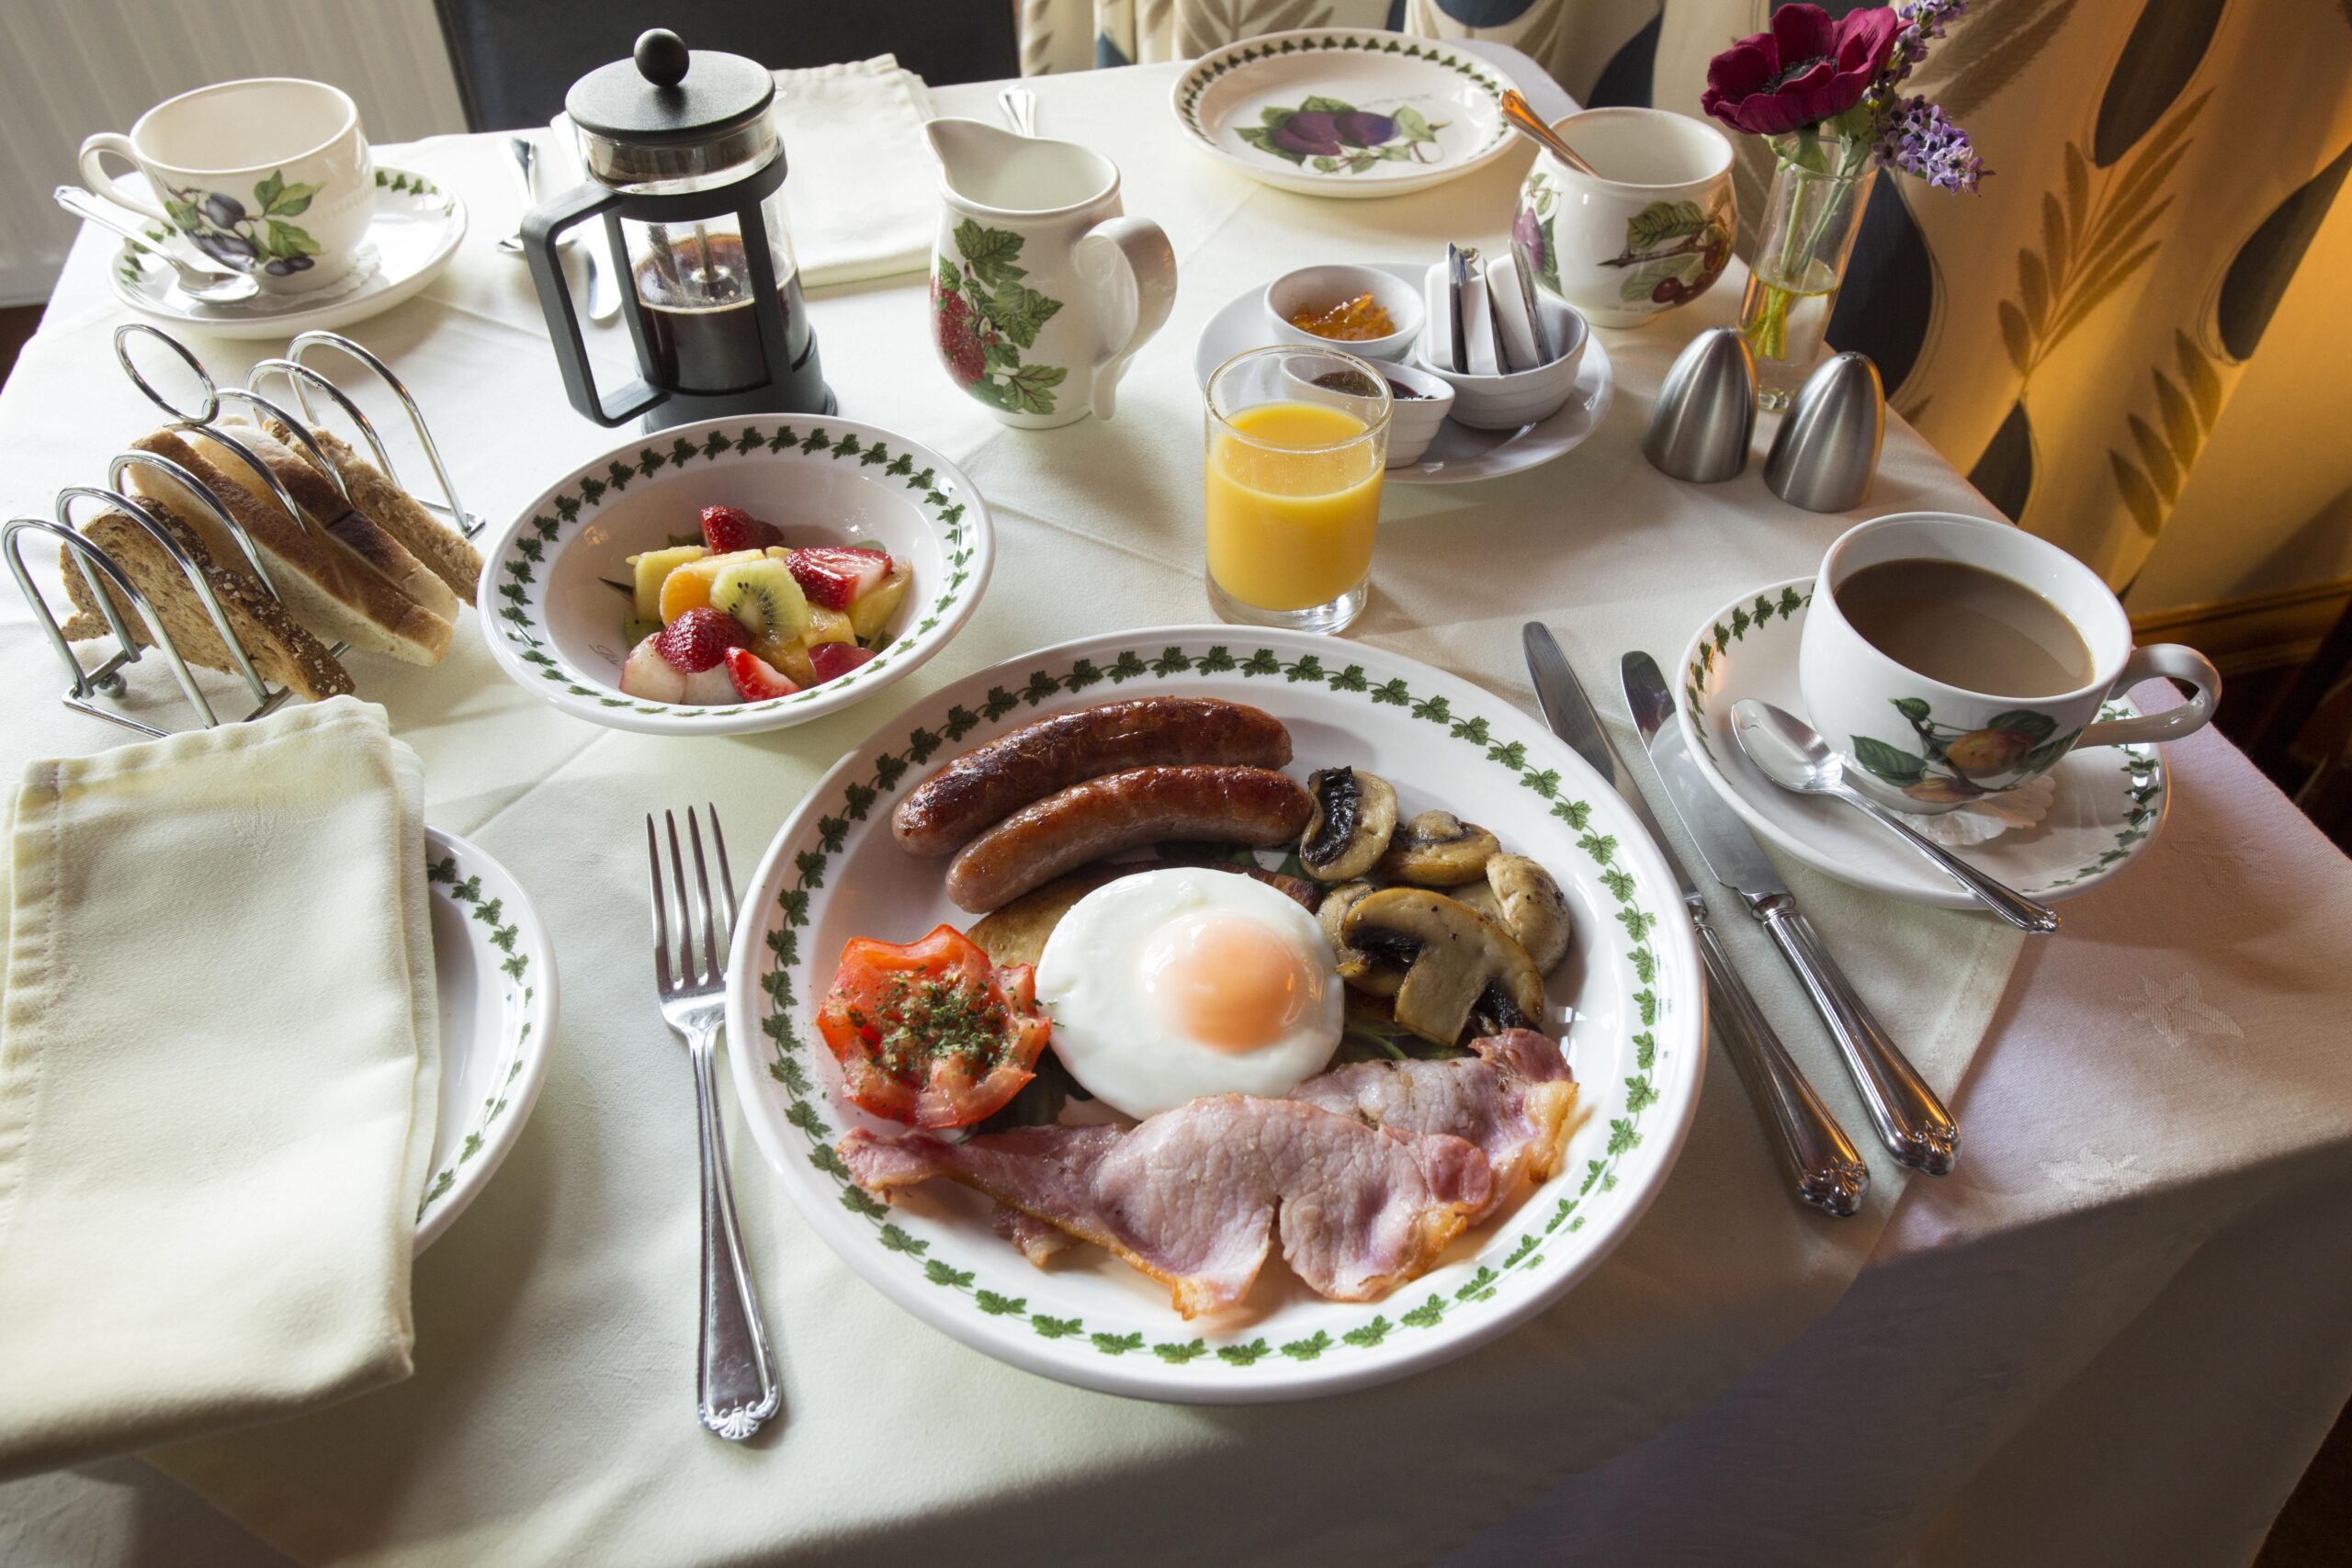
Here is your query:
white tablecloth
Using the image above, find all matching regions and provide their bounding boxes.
[2,54,2349,1568]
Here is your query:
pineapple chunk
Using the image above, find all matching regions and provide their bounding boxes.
[805,604,856,646]
[656,548,763,624]
[849,562,913,641]
[630,545,706,620]
[758,637,818,688]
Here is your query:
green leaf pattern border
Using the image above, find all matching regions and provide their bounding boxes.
[488,425,975,717]
[1680,583,2164,892]
[417,846,535,1225]
[1177,32,1512,169]
[755,644,1679,1371]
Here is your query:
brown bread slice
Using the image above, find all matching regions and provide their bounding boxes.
[126,429,452,665]
[274,423,481,601]
[58,502,354,701]
[186,422,461,625]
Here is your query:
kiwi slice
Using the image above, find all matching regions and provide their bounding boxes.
[621,615,663,647]
[709,559,808,642]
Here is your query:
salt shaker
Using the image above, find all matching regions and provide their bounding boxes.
[1764,351,1884,512]
[1644,327,1757,483]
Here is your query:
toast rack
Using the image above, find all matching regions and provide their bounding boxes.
[4,323,480,737]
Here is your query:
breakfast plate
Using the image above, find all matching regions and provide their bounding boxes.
[1193,264,1614,486]
[416,825,559,1248]
[725,626,1703,1403]
[477,414,991,735]
[107,165,465,341]
[1172,30,1521,199]
[1678,580,2168,908]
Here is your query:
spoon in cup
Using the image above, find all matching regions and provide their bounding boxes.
[1732,699,2062,934]
[1499,91,1601,178]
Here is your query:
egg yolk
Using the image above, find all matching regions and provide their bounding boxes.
[1138,910,1323,1053]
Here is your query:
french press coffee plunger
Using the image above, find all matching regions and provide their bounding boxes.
[526,28,832,429]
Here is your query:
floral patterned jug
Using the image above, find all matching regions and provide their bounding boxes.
[925,118,1177,428]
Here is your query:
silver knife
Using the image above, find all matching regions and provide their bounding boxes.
[1522,624,1867,1216]
[1623,651,1961,1175]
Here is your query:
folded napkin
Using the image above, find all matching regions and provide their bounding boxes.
[0,698,438,1480]
[550,53,936,290]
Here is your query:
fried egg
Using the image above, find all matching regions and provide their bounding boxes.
[1034,866,1343,1119]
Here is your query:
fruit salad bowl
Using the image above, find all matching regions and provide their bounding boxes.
[479,415,992,735]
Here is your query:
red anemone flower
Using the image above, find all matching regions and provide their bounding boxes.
[1700,4,1901,137]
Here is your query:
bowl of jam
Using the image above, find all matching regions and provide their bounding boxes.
[1263,264,1424,362]
[1295,357,1455,468]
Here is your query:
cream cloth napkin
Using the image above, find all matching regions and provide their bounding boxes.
[0,697,439,1480]
[548,53,936,291]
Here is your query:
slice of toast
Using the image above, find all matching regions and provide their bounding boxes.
[127,429,453,666]
[58,502,354,702]
[274,423,482,601]
[186,422,461,626]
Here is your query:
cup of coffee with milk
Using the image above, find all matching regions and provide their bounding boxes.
[79,78,376,293]
[1800,512,2221,813]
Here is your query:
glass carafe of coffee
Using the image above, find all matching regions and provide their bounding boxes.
[526,28,831,429]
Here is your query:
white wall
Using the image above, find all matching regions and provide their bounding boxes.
[0,0,465,304]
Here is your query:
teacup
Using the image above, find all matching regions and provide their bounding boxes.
[1514,107,1735,329]
[1799,513,2221,814]
[79,78,376,294]
[925,118,1177,429]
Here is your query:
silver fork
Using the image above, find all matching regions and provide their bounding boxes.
[646,805,780,1440]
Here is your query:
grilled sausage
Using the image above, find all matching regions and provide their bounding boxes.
[893,697,1292,857]
[944,766,1313,913]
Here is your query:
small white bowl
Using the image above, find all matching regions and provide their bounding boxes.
[1377,360,1456,467]
[1263,264,1425,362]
[1413,298,1589,430]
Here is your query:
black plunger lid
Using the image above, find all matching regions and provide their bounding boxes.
[566,28,775,148]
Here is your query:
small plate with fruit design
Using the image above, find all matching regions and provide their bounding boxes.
[1171,30,1521,199]
[1678,580,2168,908]
[478,414,992,736]
[107,165,465,341]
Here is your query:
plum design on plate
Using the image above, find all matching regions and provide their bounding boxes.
[1237,96,1445,174]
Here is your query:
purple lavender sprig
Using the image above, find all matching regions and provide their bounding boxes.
[1889,0,1968,86]
[1874,96,1988,192]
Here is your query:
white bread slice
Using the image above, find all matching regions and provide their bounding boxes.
[127,429,452,666]
[186,422,461,626]
[58,502,354,702]
[274,423,482,601]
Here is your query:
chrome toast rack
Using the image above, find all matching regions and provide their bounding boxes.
[4,323,481,736]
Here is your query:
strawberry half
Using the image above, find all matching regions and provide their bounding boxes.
[787,546,891,611]
[809,641,877,683]
[700,504,782,554]
[654,605,752,672]
[725,647,801,700]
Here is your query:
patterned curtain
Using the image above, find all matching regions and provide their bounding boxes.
[1014,0,2352,592]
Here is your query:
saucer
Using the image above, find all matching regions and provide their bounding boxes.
[1675,579,2167,908]
[1171,29,1521,200]
[1193,263,1614,486]
[107,165,466,341]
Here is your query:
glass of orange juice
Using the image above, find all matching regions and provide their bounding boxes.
[1203,345,1390,635]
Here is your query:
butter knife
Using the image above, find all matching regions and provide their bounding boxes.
[1522,624,1867,1216]
[1622,651,1960,1175]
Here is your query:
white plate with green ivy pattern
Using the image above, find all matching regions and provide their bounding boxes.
[724,626,1703,1402]
[107,165,465,341]
[416,826,557,1249]
[1679,579,2167,909]
[1171,30,1521,199]
[478,414,990,736]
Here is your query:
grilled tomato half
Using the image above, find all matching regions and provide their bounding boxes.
[817,924,1051,1128]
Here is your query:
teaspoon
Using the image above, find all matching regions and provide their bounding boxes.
[1499,90,1600,179]
[55,186,260,305]
[1731,699,2062,934]
[998,85,1037,137]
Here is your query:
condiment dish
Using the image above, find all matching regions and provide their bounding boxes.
[1413,297,1589,429]
[1264,263,1423,361]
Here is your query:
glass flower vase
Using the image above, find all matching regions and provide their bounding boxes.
[1739,133,1876,410]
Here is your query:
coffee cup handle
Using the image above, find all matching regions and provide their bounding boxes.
[1075,216,1177,422]
[77,133,171,224]
[2076,643,2222,750]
